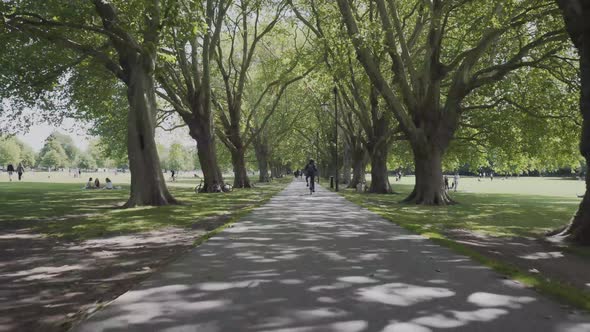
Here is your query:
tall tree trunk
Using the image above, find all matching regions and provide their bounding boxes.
[254,137,270,182]
[124,60,177,207]
[231,148,251,188]
[349,145,366,189]
[257,155,270,182]
[270,161,278,178]
[342,140,352,185]
[187,116,224,192]
[403,142,454,205]
[549,1,590,243]
[367,141,391,193]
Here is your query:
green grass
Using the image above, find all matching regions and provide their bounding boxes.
[339,179,590,312]
[341,182,580,238]
[0,178,290,241]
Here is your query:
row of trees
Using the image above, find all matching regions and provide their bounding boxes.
[1,0,313,206]
[0,132,122,170]
[2,0,590,243]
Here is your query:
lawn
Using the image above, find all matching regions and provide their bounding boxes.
[342,176,583,238]
[0,172,290,240]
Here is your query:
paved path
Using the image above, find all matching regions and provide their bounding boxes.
[73,181,590,332]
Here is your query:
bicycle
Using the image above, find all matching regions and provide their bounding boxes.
[309,176,316,195]
[194,180,203,193]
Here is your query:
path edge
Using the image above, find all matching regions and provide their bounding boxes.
[335,189,590,314]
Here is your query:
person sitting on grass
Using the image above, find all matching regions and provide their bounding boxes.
[104,178,113,190]
[94,178,100,189]
[85,178,94,189]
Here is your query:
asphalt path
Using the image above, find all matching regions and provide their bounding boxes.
[72,180,590,332]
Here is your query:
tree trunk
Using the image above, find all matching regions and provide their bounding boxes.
[124,60,177,207]
[549,4,590,243]
[403,143,454,205]
[254,137,270,182]
[342,140,352,185]
[232,148,251,188]
[257,156,270,182]
[367,142,391,193]
[187,117,224,192]
[349,146,366,189]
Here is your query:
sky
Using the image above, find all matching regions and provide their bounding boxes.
[16,118,194,152]
[17,119,90,152]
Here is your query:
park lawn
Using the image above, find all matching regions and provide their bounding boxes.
[340,182,580,238]
[0,178,290,240]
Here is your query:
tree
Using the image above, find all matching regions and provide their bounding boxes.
[15,140,36,167]
[40,150,65,170]
[77,154,97,170]
[37,135,69,168]
[549,0,590,243]
[3,0,177,207]
[0,138,21,167]
[168,143,188,171]
[335,0,568,204]
[156,0,230,192]
[213,0,312,188]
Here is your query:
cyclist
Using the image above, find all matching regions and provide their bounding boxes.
[304,159,318,194]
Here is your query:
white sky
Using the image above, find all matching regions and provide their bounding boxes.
[16,118,193,152]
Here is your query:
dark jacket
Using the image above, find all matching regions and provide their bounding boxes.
[6,164,14,172]
[304,163,318,177]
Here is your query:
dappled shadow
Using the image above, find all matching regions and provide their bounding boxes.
[446,229,590,291]
[0,227,207,332]
[341,184,580,239]
[72,182,590,332]
[0,180,290,331]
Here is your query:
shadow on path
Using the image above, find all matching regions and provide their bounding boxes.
[72,181,590,332]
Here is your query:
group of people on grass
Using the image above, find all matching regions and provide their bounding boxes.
[84,177,117,190]
[478,171,494,181]
[5,162,25,182]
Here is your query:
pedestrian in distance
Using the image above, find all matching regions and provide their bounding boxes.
[453,173,460,192]
[6,163,14,181]
[16,162,24,181]
[444,175,449,191]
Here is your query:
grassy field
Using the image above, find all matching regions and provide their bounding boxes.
[390,175,585,197]
[340,176,583,238]
[0,171,289,240]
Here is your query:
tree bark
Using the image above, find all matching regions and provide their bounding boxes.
[124,60,177,207]
[231,148,251,188]
[186,116,224,192]
[349,144,366,189]
[254,136,270,182]
[549,0,590,243]
[367,141,391,194]
[257,155,270,182]
[403,143,454,205]
[342,139,352,185]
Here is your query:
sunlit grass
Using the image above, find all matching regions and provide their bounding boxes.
[341,182,580,238]
[0,178,291,240]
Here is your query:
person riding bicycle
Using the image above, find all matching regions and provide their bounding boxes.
[304,159,318,193]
